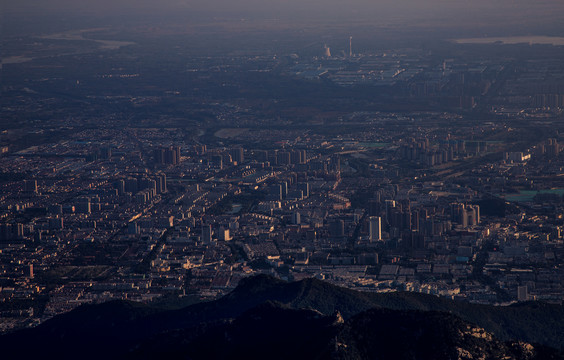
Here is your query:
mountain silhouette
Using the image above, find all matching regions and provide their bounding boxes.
[1,274,563,359]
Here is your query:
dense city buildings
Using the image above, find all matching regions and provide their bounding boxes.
[2,14,564,338]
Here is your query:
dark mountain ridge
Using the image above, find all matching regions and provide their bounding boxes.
[1,274,563,359]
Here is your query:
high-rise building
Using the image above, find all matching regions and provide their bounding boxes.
[300,149,307,164]
[125,178,138,194]
[76,197,91,215]
[62,205,75,214]
[139,178,157,194]
[194,145,207,155]
[255,150,268,162]
[290,150,306,165]
[517,286,529,302]
[202,224,212,243]
[369,216,382,242]
[326,155,340,172]
[76,201,91,215]
[298,183,310,198]
[159,216,174,228]
[281,182,288,199]
[170,146,180,165]
[49,217,64,230]
[155,173,167,193]
[330,219,345,238]
[385,200,396,223]
[0,223,24,241]
[411,210,420,231]
[547,138,559,157]
[269,184,283,200]
[114,180,125,195]
[26,264,34,279]
[49,204,63,215]
[154,148,165,164]
[100,147,112,160]
[402,230,425,250]
[154,146,181,165]
[24,180,37,193]
[231,147,244,164]
[451,203,480,228]
[219,228,231,241]
[211,155,223,169]
[292,211,301,225]
[277,152,291,165]
[368,200,380,216]
[268,150,278,165]
[128,222,139,235]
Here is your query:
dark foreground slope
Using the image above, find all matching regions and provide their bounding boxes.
[335,309,561,360]
[1,275,563,359]
[130,302,561,360]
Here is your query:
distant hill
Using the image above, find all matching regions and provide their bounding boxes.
[1,275,563,359]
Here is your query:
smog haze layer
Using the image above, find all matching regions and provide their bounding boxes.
[4,0,564,37]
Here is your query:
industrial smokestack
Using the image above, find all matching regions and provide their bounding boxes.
[324,44,331,57]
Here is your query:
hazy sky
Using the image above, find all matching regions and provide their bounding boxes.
[4,0,564,35]
[5,0,564,17]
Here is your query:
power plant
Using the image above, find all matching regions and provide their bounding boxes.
[324,44,331,57]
